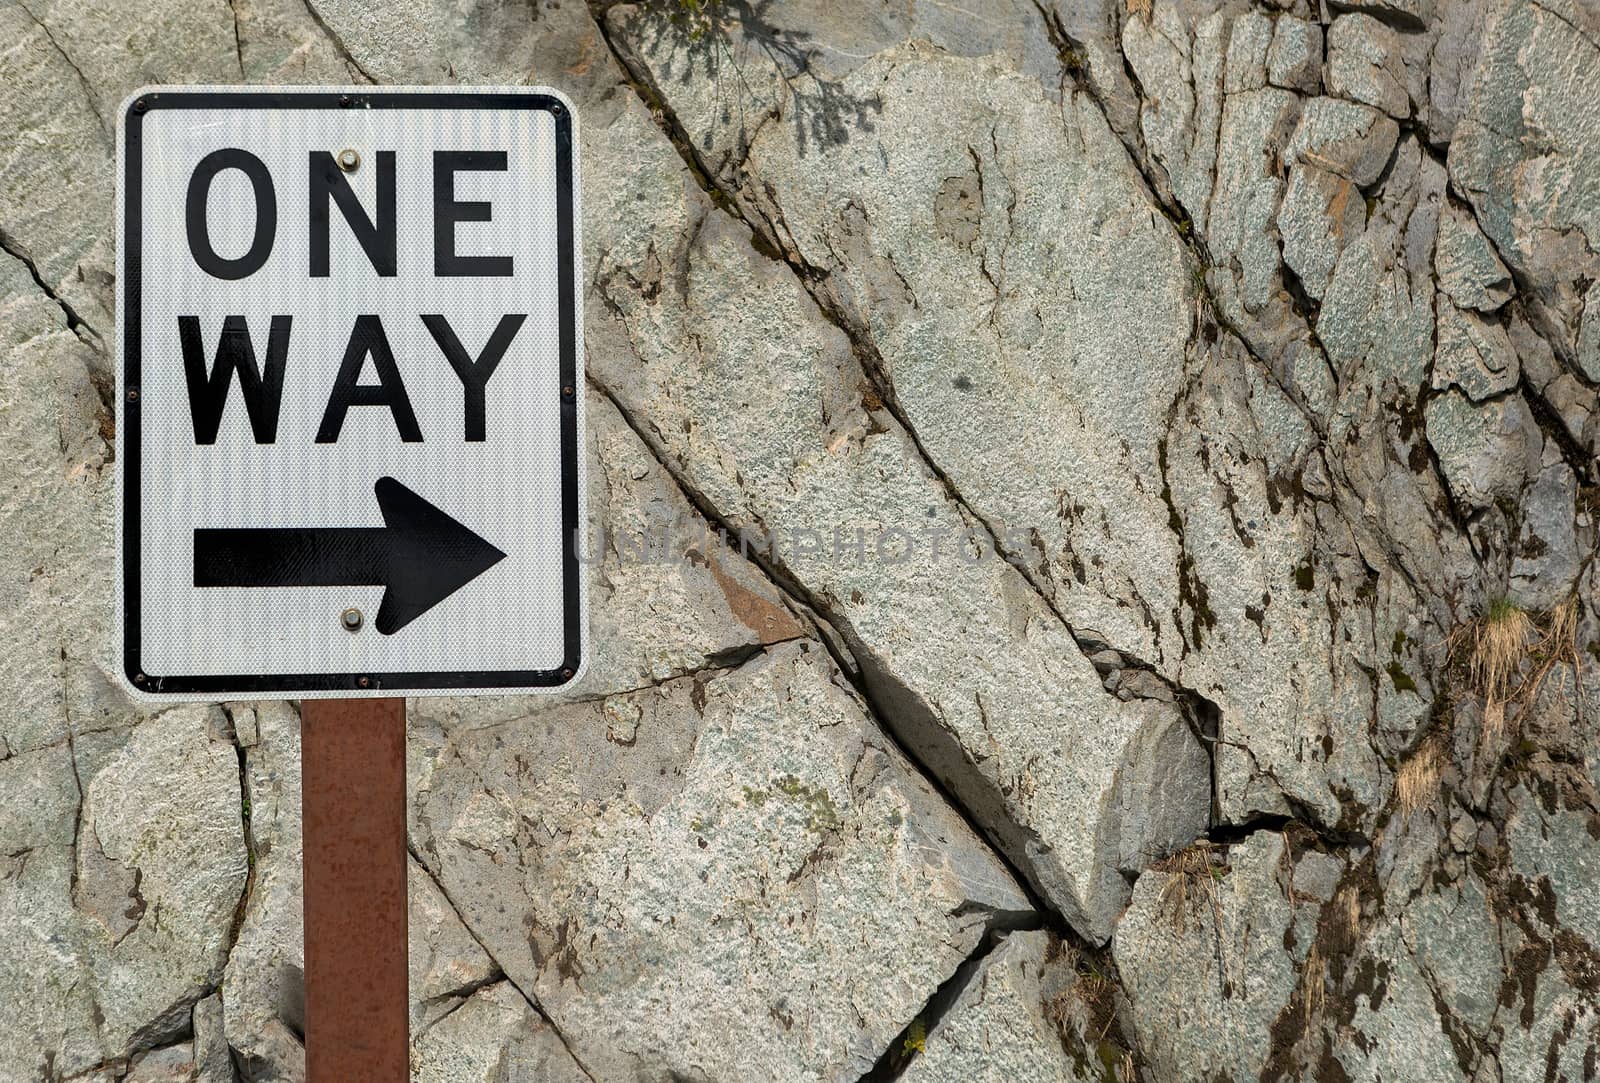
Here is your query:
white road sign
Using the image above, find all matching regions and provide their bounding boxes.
[117,87,585,698]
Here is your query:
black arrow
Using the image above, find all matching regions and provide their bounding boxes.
[194,477,507,635]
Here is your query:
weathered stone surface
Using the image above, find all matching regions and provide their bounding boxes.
[901,931,1097,1083]
[0,5,116,334]
[0,743,107,1078]
[221,702,306,1083]
[1427,0,1490,144]
[1509,461,1581,609]
[1450,0,1600,379]
[1327,13,1411,118]
[411,642,1033,1082]
[593,12,1211,940]
[1332,0,1433,28]
[3,1,1600,1080]
[1433,300,1520,400]
[1280,163,1366,300]
[1318,134,1442,397]
[408,860,496,1031]
[0,249,121,760]
[1268,16,1322,94]
[566,389,805,693]
[124,1042,200,1082]
[1123,5,1227,237]
[1210,84,1301,319]
[411,982,591,1083]
[1287,98,1399,187]
[1116,834,1327,1081]
[1333,924,1476,1083]
[79,706,248,1053]
[1424,389,1543,509]
[657,37,1201,665]
[191,993,236,1083]
[0,707,245,1078]
[1436,201,1513,313]
[308,0,575,83]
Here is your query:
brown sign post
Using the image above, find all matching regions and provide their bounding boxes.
[301,699,410,1080]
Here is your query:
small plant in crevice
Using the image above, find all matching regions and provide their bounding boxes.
[899,1016,926,1057]
[1447,596,1587,743]
[1465,598,1536,717]
[1153,840,1228,938]
[1068,964,1117,1040]
[1045,958,1137,1083]
[1153,840,1240,1004]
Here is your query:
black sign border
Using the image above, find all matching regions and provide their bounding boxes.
[122,89,583,696]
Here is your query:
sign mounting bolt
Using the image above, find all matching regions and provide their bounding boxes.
[341,607,363,632]
[337,148,361,173]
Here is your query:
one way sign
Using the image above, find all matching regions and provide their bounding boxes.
[117,87,585,698]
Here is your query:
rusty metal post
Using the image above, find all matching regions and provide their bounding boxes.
[301,698,409,1081]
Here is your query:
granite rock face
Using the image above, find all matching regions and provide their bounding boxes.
[410,641,1034,1082]
[898,930,1102,1083]
[0,0,1597,1080]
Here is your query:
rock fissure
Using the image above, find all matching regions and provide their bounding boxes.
[406,845,603,1083]
[587,375,1070,931]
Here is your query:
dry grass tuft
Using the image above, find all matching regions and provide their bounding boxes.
[1446,597,1587,743]
[1526,599,1582,710]
[1396,734,1444,815]
[1337,885,1361,942]
[1302,943,1327,1024]
[1073,965,1119,1043]
[1046,947,1119,1047]
[1154,841,1226,937]
[1126,0,1153,19]
[1468,598,1535,710]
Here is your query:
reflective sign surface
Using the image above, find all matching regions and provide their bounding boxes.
[118,87,584,698]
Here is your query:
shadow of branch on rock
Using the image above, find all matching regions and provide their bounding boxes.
[635,0,883,158]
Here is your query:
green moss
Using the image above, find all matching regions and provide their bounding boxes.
[741,785,768,807]
[1487,597,1522,623]
[1094,1040,1128,1082]
[1386,660,1419,694]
